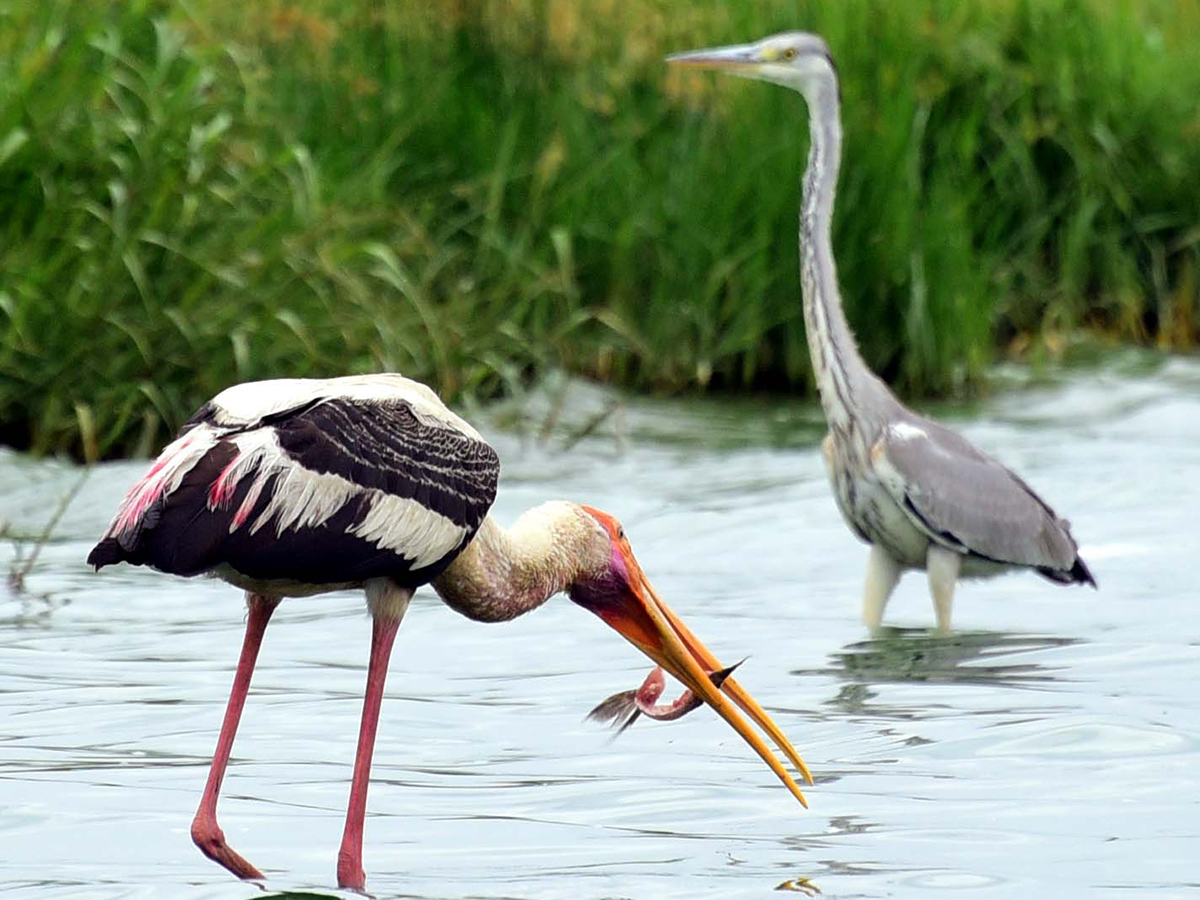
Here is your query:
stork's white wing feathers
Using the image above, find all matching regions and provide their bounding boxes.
[90,374,499,587]
[205,374,484,441]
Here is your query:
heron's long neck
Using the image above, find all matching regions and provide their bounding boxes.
[799,74,889,433]
[432,502,586,623]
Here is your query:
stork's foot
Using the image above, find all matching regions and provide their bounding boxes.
[336,849,366,892]
[191,811,264,881]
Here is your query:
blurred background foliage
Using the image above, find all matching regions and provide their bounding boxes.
[1,0,1198,459]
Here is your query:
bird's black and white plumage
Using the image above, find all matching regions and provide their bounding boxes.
[87,373,816,890]
[88,375,500,594]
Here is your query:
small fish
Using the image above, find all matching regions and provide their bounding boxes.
[587,660,745,737]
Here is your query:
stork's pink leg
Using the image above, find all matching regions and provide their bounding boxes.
[191,593,281,880]
[336,611,402,891]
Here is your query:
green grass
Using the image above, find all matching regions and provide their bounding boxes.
[1,0,1198,459]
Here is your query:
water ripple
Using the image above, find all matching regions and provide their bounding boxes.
[1,359,1198,899]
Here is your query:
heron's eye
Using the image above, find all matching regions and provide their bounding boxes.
[781,48,798,61]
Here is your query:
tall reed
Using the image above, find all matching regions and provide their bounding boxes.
[2,0,1197,458]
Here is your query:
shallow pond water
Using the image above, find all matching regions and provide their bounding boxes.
[1,354,1198,899]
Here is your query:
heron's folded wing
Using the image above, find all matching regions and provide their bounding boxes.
[870,420,1078,571]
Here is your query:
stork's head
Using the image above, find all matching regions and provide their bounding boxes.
[666,31,836,98]
[568,504,812,806]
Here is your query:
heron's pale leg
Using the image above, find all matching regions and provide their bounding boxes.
[191,592,281,881]
[926,545,962,634]
[337,584,412,891]
[862,545,902,631]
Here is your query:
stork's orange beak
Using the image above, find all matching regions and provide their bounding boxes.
[575,532,813,808]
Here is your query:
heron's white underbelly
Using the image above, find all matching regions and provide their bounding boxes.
[851,479,929,567]
[823,436,929,568]
[823,437,1016,579]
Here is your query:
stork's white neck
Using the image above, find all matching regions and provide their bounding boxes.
[432,501,606,623]
[799,72,891,434]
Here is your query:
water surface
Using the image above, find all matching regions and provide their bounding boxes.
[1,354,1197,899]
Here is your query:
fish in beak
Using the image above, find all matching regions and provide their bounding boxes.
[572,509,813,808]
[587,661,744,735]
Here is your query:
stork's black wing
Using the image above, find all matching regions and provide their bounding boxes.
[89,387,500,591]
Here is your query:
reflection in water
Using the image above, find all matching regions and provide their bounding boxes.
[2,358,1199,900]
[773,875,823,895]
[826,628,1078,687]
[791,629,1080,719]
[0,591,65,629]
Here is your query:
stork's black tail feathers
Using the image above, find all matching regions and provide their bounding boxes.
[87,539,127,571]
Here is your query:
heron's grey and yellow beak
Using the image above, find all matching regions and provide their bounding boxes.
[665,43,761,72]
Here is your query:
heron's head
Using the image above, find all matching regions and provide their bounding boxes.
[568,505,812,806]
[666,31,835,97]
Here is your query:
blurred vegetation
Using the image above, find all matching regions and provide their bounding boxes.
[1,0,1198,459]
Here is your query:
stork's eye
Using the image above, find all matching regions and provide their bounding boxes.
[781,47,798,60]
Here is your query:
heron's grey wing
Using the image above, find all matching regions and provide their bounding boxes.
[870,418,1080,573]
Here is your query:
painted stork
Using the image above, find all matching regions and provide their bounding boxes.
[88,374,812,890]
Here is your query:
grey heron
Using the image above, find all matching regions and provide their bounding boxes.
[88,373,811,889]
[668,33,1096,632]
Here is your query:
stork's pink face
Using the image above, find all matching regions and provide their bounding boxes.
[569,507,813,807]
